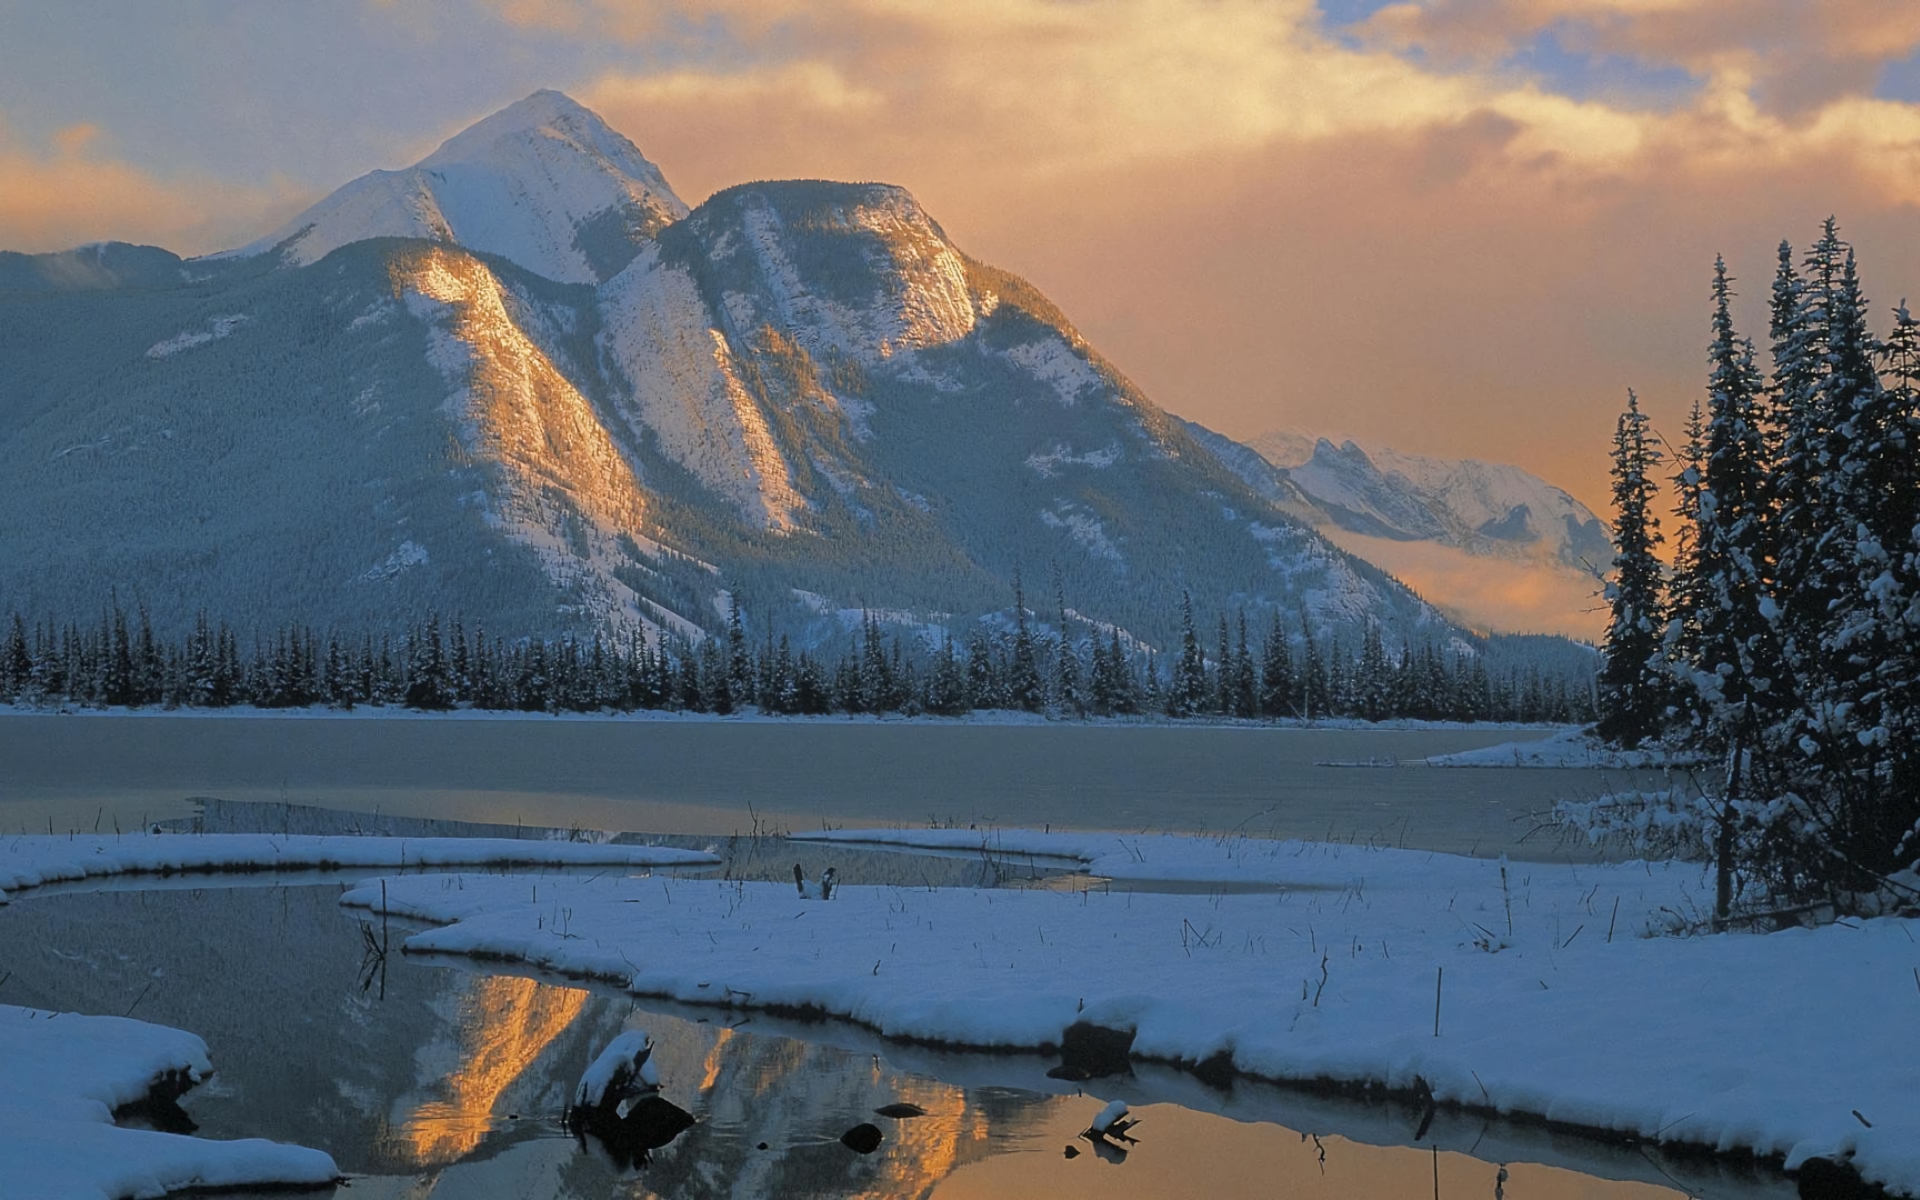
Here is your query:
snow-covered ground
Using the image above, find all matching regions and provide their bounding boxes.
[0,832,718,904]
[1425,728,1703,768]
[0,1004,339,1198]
[341,831,1919,1195]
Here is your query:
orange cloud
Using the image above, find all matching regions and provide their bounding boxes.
[557,1,1920,515]
[0,116,305,256]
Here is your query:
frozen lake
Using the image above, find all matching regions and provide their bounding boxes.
[0,715,1683,860]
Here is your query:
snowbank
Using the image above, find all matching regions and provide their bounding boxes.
[1424,728,1702,769]
[0,833,718,903]
[342,837,1919,1195]
[0,1004,338,1198]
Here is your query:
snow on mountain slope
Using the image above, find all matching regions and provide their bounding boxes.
[691,182,978,363]
[392,245,682,636]
[599,242,808,531]
[224,90,687,285]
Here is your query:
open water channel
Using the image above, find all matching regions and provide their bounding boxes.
[0,718,1782,1199]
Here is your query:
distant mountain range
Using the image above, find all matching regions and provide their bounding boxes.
[1183,425,1608,638]
[0,90,1597,664]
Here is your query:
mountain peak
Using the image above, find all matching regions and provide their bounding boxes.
[222,90,688,284]
[425,89,631,167]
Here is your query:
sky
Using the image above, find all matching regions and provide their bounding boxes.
[4,0,1920,516]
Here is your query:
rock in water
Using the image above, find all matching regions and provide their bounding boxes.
[840,1123,884,1154]
[874,1103,928,1119]
[1055,1022,1134,1080]
[575,1095,696,1171]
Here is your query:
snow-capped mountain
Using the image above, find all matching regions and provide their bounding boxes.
[223,90,686,284]
[1185,423,1609,637]
[0,90,1570,661]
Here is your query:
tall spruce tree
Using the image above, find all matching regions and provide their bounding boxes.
[1671,260,1780,920]
[1008,575,1044,712]
[1172,591,1206,717]
[1260,610,1293,718]
[1676,258,1777,748]
[1597,390,1669,747]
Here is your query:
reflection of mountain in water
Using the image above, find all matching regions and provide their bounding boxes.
[610,1023,1013,1200]
[395,974,593,1166]
[0,883,1047,1195]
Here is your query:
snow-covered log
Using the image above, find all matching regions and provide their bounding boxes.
[575,1029,658,1110]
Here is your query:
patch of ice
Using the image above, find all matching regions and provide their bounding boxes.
[0,832,718,903]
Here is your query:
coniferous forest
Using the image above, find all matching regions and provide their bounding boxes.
[1596,219,1920,918]
[0,583,1592,726]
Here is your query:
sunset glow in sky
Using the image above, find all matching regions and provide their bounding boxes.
[5,0,1920,513]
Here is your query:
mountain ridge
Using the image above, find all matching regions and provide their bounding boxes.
[0,90,1588,674]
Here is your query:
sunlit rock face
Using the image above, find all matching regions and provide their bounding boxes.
[0,89,1490,656]
[393,245,674,638]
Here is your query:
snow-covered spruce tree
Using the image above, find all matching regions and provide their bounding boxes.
[1668,260,1780,920]
[1597,389,1669,747]
[1801,281,1920,889]
[1298,612,1329,721]
[1260,610,1294,718]
[725,598,753,709]
[1007,575,1044,713]
[1052,576,1082,716]
[1752,227,1907,897]
[1171,591,1206,717]
[1231,612,1258,718]
[1768,225,1852,703]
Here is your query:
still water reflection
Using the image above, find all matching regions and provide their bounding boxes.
[0,879,1789,1198]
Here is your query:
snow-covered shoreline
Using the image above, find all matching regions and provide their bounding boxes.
[340,832,1919,1195]
[1424,728,1705,769]
[0,1004,339,1197]
[0,699,1569,736]
[0,832,718,904]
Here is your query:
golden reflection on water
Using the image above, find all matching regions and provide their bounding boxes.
[397,974,590,1165]
[845,1074,989,1200]
[931,1099,1686,1200]
[360,972,1701,1199]
[697,1026,734,1093]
